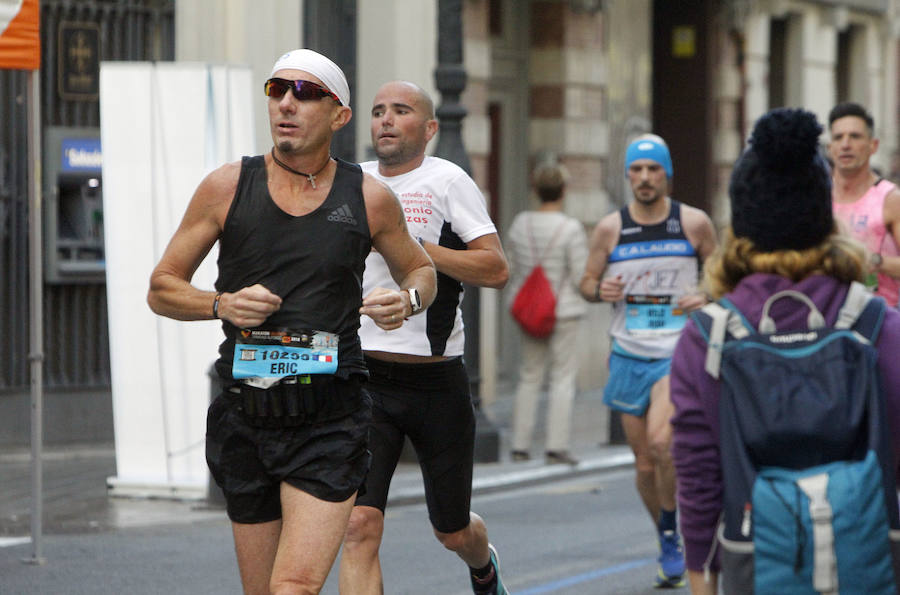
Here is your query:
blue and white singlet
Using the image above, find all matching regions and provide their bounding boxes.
[605,200,699,360]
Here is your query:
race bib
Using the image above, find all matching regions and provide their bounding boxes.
[232,329,338,380]
[624,294,686,335]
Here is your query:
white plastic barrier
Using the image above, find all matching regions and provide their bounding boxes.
[100,62,255,499]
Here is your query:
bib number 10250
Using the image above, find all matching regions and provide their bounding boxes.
[232,329,338,379]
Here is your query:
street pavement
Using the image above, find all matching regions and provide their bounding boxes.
[0,386,634,592]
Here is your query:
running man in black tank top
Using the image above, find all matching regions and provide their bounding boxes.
[147,49,436,595]
[580,134,717,589]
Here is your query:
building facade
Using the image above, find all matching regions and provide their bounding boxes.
[1,0,897,445]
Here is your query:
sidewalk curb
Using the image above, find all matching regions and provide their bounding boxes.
[387,451,635,507]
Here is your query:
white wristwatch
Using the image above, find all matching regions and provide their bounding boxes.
[407,287,423,314]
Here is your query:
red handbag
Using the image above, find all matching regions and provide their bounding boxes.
[510,264,556,338]
[510,217,567,338]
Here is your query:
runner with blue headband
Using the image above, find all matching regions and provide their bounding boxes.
[581,131,718,588]
[625,134,674,179]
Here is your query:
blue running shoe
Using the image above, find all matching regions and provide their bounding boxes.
[654,530,686,589]
[471,543,510,594]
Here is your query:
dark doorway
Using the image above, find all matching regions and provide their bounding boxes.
[651,0,714,214]
[769,18,787,107]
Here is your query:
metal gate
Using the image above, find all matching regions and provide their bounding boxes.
[0,0,174,391]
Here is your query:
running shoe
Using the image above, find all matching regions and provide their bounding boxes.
[545,450,579,466]
[511,450,531,462]
[654,530,686,589]
[471,543,510,594]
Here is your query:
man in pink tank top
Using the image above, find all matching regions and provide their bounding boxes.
[829,102,900,306]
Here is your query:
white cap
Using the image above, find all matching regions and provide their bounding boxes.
[270,49,350,106]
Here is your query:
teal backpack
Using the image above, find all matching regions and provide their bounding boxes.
[691,282,900,594]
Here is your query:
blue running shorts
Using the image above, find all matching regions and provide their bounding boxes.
[603,352,671,417]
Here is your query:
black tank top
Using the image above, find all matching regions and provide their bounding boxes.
[214,156,371,380]
[618,199,689,243]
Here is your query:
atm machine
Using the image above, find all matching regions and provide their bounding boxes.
[43,126,104,283]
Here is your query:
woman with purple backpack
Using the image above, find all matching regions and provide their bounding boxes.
[670,108,900,594]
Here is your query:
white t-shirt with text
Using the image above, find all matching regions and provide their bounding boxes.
[359,156,497,356]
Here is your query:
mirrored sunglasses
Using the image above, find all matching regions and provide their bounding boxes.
[264,78,342,105]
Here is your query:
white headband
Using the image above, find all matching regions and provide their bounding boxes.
[270,49,350,107]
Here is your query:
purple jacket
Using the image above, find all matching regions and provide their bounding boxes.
[670,273,900,572]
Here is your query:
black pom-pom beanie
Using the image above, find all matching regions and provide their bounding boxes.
[729,107,834,252]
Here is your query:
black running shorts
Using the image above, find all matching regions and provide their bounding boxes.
[205,375,372,524]
[355,356,475,534]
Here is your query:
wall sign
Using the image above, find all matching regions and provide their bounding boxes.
[61,137,102,173]
[672,25,696,59]
[58,22,100,100]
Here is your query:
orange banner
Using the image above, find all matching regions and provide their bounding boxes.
[0,0,40,70]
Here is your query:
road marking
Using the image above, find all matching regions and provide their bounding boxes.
[0,537,31,548]
[514,557,656,594]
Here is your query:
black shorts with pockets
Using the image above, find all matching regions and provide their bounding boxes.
[206,374,371,524]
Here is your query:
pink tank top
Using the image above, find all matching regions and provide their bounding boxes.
[833,179,900,306]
